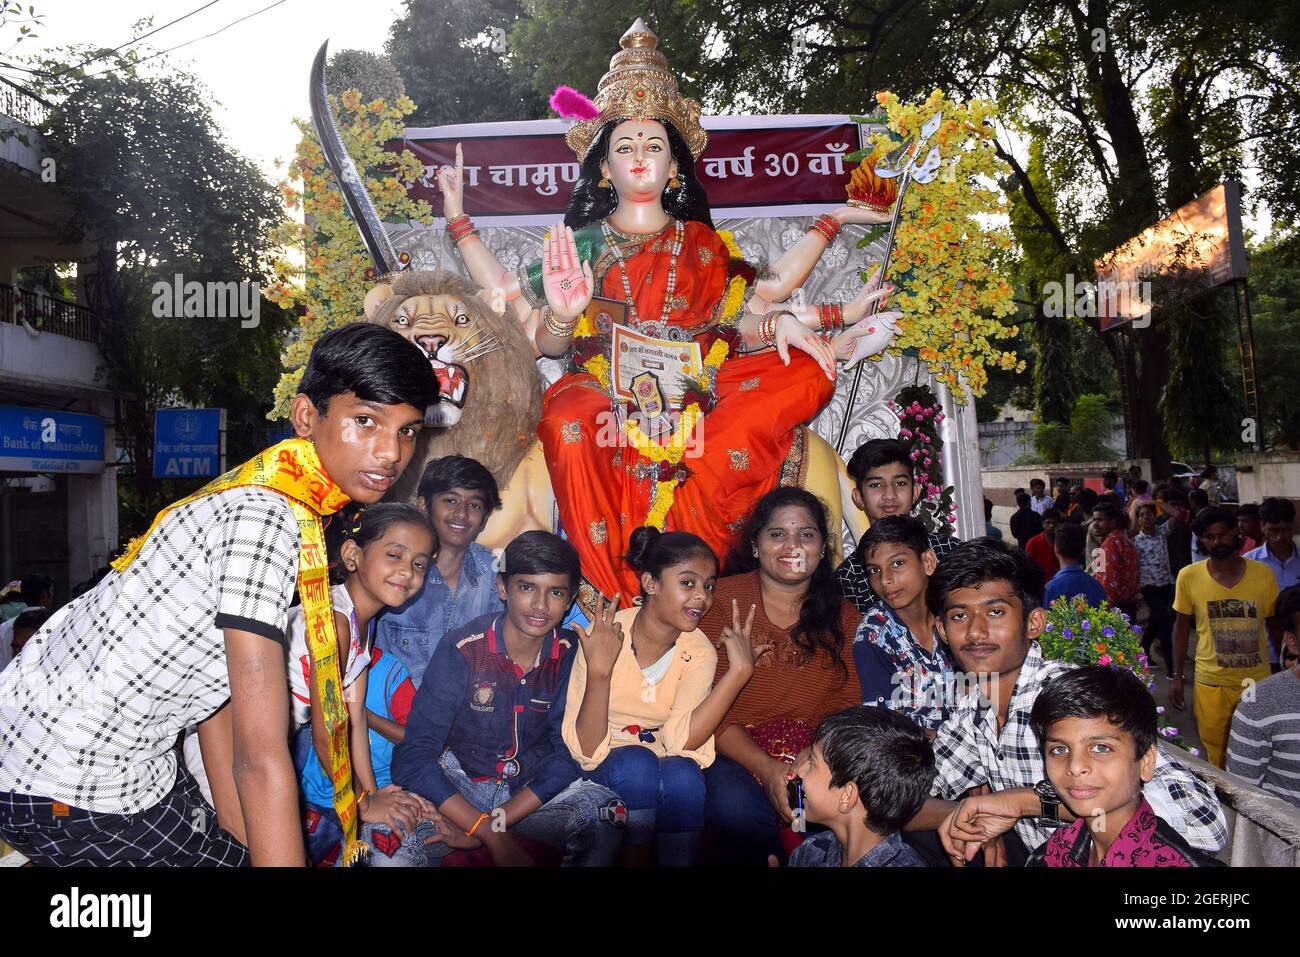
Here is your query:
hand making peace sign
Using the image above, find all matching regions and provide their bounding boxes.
[574,592,624,680]
[717,599,772,681]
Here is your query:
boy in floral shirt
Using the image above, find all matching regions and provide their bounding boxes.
[1092,502,1139,614]
[853,516,955,733]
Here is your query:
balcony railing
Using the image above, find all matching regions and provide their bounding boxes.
[0,78,49,128]
[0,282,98,343]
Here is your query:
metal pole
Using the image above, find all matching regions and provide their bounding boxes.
[1237,279,1261,448]
[835,168,912,455]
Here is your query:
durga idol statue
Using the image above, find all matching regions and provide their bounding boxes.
[436,18,903,607]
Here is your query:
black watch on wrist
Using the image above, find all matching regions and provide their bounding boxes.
[1033,779,1062,828]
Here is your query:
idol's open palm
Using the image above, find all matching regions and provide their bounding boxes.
[542,221,594,320]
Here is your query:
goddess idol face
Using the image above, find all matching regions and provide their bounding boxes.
[600,118,679,205]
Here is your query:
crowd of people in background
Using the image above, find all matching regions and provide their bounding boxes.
[1005,467,1299,798]
[0,327,1295,869]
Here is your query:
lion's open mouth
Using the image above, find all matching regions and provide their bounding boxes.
[416,334,468,409]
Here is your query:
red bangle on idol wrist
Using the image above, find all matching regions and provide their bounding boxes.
[816,303,845,333]
[447,213,478,244]
[809,213,841,245]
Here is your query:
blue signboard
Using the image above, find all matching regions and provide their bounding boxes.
[0,405,105,474]
[154,408,224,478]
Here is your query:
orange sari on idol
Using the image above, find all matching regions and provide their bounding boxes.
[524,218,833,607]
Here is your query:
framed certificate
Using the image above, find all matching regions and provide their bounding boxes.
[609,322,704,409]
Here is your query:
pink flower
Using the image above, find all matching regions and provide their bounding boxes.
[915,414,925,421]
[1098,654,1112,665]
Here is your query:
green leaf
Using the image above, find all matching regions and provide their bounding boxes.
[855,225,888,248]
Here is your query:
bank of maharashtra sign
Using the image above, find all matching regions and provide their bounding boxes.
[0,405,105,474]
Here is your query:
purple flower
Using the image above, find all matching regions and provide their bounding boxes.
[1156,706,1165,715]
[1044,622,1054,632]
[1081,619,1091,631]
[1189,747,1201,758]
[1062,627,1073,638]
[1102,627,1115,638]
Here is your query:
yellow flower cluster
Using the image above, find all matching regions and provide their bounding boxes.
[715,230,747,328]
[626,403,702,530]
[626,403,702,464]
[705,338,729,368]
[268,92,433,419]
[871,90,1022,401]
[582,352,610,387]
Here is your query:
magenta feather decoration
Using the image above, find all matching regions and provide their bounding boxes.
[550,85,600,121]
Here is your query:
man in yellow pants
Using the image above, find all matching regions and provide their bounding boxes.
[1172,506,1279,767]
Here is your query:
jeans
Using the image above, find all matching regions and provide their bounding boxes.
[429,751,623,866]
[301,802,435,868]
[293,725,433,868]
[1140,583,1174,676]
[702,754,786,866]
[588,745,706,866]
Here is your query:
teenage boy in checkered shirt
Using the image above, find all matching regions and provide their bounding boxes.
[0,324,439,867]
[902,538,1227,866]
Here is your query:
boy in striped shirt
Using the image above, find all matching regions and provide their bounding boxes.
[1228,584,1300,808]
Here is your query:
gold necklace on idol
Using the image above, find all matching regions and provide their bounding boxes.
[601,218,685,329]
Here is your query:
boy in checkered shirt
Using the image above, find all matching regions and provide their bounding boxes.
[902,538,1226,866]
[0,324,439,867]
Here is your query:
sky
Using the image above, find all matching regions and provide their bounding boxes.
[4,0,406,184]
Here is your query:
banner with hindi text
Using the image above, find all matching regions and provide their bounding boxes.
[386,115,870,226]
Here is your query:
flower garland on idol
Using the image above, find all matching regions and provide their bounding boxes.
[573,230,749,530]
[888,384,957,535]
[1040,597,1195,755]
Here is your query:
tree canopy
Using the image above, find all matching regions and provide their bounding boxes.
[29,50,292,536]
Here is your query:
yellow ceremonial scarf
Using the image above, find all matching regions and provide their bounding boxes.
[113,438,367,865]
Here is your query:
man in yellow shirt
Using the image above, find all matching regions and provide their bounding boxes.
[1172,506,1279,768]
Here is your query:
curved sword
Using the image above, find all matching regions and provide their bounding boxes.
[309,40,400,275]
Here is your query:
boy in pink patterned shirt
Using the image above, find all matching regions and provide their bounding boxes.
[1027,666,1222,867]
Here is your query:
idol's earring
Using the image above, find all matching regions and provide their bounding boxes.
[598,172,611,188]
[668,172,681,190]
